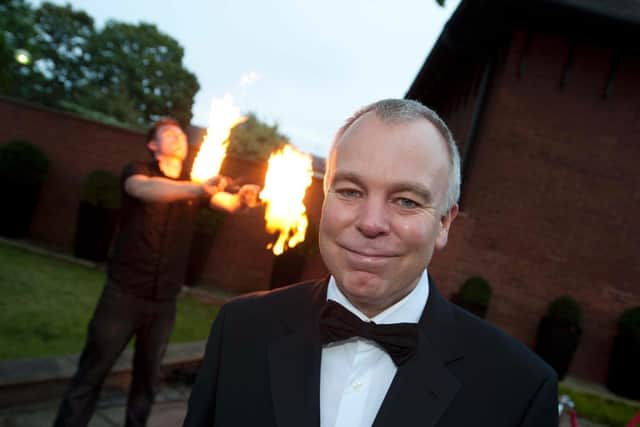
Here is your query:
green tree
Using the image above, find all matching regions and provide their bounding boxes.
[0,2,199,130]
[31,2,95,105]
[87,21,199,129]
[0,0,41,98]
[228,113,288,161]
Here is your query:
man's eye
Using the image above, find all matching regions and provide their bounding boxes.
[395,198,420,209]
[336,188,361,198]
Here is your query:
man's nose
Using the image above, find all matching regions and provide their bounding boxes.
[355,197,390,238]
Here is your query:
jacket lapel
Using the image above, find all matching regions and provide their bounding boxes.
[372,333,460,427]
[266,276,464,427]
[268,280,327,427]
[373,277,463,427]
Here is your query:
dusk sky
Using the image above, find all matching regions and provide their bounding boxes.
[37,0,461,156]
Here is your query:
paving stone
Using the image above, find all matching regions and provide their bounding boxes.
[92,406,124,427]
[0,404,58,427]
[148,401,187,426]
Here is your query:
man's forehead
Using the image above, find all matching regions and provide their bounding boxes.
[158,124,184,135]
[337,112,443,149]
[335,114,446,160]
[328,112,449,192]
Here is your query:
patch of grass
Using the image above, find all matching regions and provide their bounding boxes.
[172,294,218,343]
[0,241,218,360]
[560,385,640,427]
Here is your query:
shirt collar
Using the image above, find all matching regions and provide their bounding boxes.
[326,270,429,325]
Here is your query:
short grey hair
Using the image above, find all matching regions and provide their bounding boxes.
[325,98,461,213]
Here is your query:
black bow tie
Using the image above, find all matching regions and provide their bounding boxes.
[319,300,418,366]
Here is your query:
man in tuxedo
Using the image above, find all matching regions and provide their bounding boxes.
[184,99,558,426]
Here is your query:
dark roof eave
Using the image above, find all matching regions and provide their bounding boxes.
[406,0,640,101]
[545,0,640,27]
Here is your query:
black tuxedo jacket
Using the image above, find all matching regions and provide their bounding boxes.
[183,278,558,426]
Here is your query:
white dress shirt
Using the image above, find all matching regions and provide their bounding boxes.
[319,271,429,427]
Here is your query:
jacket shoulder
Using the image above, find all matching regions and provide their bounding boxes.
[449,302,555,380]
[221,279,325,322]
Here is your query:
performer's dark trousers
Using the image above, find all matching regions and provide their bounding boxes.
[53,283,177,427]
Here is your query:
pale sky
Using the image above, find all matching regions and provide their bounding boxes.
[36,0,461,157]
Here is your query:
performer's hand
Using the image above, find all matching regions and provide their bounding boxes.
[238,184,261,208]
[202,176,230,195]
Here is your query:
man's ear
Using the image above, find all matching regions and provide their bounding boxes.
[147,140,158,153]
[435,203,459,250]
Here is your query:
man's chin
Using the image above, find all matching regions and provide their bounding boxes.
[336,271,386,301]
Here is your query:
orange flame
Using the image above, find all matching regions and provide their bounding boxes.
[260,145,313,255]
[190,94,244,183]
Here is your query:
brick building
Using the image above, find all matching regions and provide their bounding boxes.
[406,0,639,382]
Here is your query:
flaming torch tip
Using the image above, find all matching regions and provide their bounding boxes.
[260,145,313,256]
[190,95,244,183]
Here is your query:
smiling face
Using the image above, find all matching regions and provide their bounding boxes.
[319,112,458,317]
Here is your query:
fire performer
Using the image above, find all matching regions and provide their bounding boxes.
[53,118,260,427]
[183,99,558,427]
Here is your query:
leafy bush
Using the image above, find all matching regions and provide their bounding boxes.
[618,306,640,338]
[607,306,640,400]
[559,385,640,427]
[458,276,492,307]
[0,140,49,237]
[195,208,227,236]
[80,170,120,209]
[0,139,48,185]
[547,296,583,326]
[228,113,288,161]
[536,295,582,380]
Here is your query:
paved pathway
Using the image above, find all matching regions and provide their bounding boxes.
[1,389,610,427]
[0,381,191,427]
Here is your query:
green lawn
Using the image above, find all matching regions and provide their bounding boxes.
[0,241,218,360]
[560,385,640,427]
[3,242,639,426]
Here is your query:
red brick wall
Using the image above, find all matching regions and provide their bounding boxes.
[0,97,328,293]
[429,29,640,383]
[0,98,147,250]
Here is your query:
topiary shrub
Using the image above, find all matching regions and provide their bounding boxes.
[453,276,492,318]
[73,170,120,262]
[269,221,320,289]
[617,307,640,339]
[547,296,583,325]
[0,140,49,237]
[80,170,121,209]
[607,306,640,399]
[185,208,228,286]
[535,295,583,380]
[194,208,227,237]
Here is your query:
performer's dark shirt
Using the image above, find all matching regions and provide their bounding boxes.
[108,161,206,301]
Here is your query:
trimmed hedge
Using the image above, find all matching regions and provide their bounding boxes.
[458,276,492,307]
[536,296,583,380]
[547,295,583,325]
[452,276,492,318]
[73,170,120,261]
[0,139,48,185]
[618,306,640,338]
[0,140,49,237]
[607,306,640,399]
[80,170,120,209]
